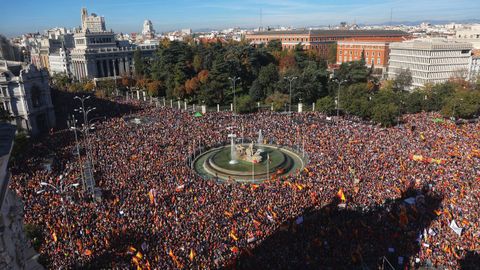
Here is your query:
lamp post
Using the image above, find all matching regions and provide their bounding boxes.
[332,79,348,118]
[284,76,298,115]
[36,175,79,238]
[228,77,240,121]
[67,115,85,191]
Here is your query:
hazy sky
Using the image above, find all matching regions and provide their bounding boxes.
[1,0,479,37]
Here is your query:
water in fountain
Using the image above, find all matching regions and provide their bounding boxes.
[228,134,238,165]
[257,129,264,152]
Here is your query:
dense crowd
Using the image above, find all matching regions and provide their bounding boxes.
[9,99,480,269]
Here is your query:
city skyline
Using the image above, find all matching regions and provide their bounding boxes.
[1,0,480,37]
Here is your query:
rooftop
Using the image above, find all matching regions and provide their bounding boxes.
[390,39,473,50]
[248,29,409,36]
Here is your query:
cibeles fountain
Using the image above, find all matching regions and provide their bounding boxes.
[193,131,306,183]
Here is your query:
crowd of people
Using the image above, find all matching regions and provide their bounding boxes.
[9,97,480,269]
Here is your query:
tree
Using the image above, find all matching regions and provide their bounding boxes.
[393,69,413,91]
[267,40,282,52]
[371,103,398,127]
[249,80,263,102]
[327,43,337,65]
[265,92,289,112]
[441,91,480,119]
[146,81,162,97]
[133,48,145,78]
[83,81,95,91]
[236,95,256,113]
[316,96,335,115]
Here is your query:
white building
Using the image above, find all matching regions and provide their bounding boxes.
[0,124,44,270]
[469,53,480,81]
[48,46,71,77]
[388,39,472,89]
[0,61,56,136]
[142,20,155,40]
[453,24,480,49]
[70,8,158,80]
[81,8,106,33]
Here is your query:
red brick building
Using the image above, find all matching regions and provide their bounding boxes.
[245,29,410,60]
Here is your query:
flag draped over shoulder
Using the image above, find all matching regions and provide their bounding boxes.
[148,189,156,205]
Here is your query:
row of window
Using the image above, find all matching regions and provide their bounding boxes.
[392,49,470,57]
[390,55,469,65]
[339,56,381,64]
[457,34,480,39]
[339,50,382,57]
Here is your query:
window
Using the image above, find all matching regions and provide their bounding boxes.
[339,50,342,55]
[377,58,381,64]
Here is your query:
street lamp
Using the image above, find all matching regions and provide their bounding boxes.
[67,115,85,191]
[228,77,240,117]
[284,76,298,114]
[332,78,348,118]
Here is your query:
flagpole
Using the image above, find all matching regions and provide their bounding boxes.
[267,154,269,181]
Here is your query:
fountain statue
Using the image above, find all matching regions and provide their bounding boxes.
[235,142,263,163]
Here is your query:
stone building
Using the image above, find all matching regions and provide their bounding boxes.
[0,61,56,136]
[245,29,410,59]
[0,123,44,269]
[70,8,158,80]
[142,20,156,40]
[469,50,480,81]
[81,8,106,33]
[48,45,71,77]
[388,39,473,89]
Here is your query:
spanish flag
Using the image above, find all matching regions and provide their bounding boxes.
[84,249,92,256]
[135,251,143,260]
[224,211,233,218]
[168,249,183,268]
[189,249,195,261]
[148,189,155,205]
[229,230,239,241]
[230,246,239,253]
[52,231,58,242]
[337,188,346,202]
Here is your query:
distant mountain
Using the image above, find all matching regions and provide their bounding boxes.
[374,19,480,26]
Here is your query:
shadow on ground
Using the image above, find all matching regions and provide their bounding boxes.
[232,186,443,270]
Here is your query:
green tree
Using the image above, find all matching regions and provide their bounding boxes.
[265,92,289,111]
[133,48,145,78]
[327,43,337,64]
[371,103,399,127]
[267,39,282,52]
[316,96,335,115]
[236,95,256,113]
[441,91,480,119]
[393,69,413,91]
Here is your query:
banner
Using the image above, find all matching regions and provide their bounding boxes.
[449,220,463,236]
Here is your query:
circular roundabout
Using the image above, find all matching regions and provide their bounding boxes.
[193,143,306,184]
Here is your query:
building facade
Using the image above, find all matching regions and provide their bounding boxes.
[468,51,480,81]
[337,40,397,69]
[142,20,155,40]
[81,8,106,33]
[48,46,71,76]
[0,124,44,270]
[0,61,56,135]
[246,29,410,59]
[388,40,473,89]
[70,31,158,80]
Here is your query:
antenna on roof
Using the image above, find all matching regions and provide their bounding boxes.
[390,8,393,26]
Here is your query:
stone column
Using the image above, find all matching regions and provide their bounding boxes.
[125,57,130,75]
[231,103,233,111]
[217,104,220,112]
[136,90,140,100]
[106,59,111,77]
[312,102,315,111]
[184,101,187,110]
[202,105,206,114]
[177,100,181,109]
[119,58,125,76]
[298,103,303,113]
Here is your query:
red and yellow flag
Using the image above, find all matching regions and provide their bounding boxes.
[189,249,195,261]
[337,188,346,202]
